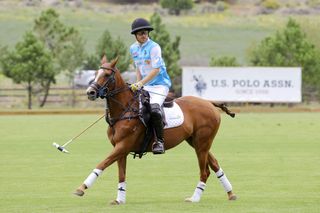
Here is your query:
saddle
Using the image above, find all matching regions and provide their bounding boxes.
[132,90,175,159]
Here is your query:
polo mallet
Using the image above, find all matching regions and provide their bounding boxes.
[52,114,105,154]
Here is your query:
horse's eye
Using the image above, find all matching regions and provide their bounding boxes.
[104,70,113,77]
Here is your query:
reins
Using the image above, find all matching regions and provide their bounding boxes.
[94,66,141,127]
[104,87,140,126]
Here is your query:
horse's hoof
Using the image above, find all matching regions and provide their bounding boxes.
[110,200,120,205]
[109,200,124,205]
[184,197,198,203]
[185,197,193,202]
[73,189,85,197]
[229,194,237,201]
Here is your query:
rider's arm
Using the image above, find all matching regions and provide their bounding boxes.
[139,68,160,85]
[136,68,142,82]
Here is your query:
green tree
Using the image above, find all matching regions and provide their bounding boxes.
[95,30,130,72]
[0,45,8,73]
[249,18,320,101]
[33,9,85,107]
[0,32,53,109]
[59,33,86,106]
[59,33,86,82]
[149,13,182,94]
[82,55,100,70]
[160,0,194,15]
[210,55,239,66]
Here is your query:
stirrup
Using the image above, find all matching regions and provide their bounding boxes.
[152,141,165,155]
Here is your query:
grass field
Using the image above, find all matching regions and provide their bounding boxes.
[1,112,320,212]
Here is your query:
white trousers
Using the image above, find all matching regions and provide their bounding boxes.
[143,85,169,106]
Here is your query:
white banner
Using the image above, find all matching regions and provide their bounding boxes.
[182,67,302,103]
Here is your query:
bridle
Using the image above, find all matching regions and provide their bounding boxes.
[88,66,140,127]
[89,66,117,99]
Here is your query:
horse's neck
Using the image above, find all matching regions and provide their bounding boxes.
[108,72,135,117]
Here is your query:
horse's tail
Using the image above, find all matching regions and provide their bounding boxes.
[211,102,235,118]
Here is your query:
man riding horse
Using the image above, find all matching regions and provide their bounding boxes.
[73,18,237,204]
[129,18,171,154]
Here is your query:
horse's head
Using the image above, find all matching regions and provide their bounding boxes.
[86,55,119,101]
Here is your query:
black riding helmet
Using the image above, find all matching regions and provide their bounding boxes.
[131,18,154,34]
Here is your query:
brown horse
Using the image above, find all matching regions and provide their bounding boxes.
[74,56,237,204]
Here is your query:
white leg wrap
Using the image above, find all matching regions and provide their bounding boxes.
[83,169,103,188]
[116,182,126,204]
[188,181,206,202]
[216,168,232,192]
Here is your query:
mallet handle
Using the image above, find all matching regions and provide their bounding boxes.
[61,114,105,147]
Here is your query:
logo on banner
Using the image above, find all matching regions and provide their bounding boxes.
[192,75,207,96]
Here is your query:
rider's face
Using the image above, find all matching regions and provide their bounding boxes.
[135,30,149,44]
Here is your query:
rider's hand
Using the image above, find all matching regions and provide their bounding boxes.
[130,82,143,92]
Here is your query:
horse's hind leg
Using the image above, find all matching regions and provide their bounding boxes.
[208,152,237,200]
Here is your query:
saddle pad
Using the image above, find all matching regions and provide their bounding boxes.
[164,102,184,129]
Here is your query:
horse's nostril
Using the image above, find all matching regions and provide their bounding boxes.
[88,90,96,96]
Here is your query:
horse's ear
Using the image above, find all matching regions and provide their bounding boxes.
[110,56,119,68]
[101,55,108,64]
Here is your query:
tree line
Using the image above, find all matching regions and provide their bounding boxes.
[1,8,320,109]
[0,10,181,109]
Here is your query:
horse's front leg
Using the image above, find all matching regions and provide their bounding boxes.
[110,156,127,205]
[73,143,129,197]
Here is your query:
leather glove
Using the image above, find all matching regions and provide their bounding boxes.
[130,82,143,92]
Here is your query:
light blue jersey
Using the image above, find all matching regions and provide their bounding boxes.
[130,39,171,88]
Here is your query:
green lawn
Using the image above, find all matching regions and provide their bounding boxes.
[1,113,319,212]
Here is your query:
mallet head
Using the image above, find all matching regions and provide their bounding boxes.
[52,142,69,153]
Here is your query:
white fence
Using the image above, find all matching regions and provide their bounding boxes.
[182,67,301,103]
